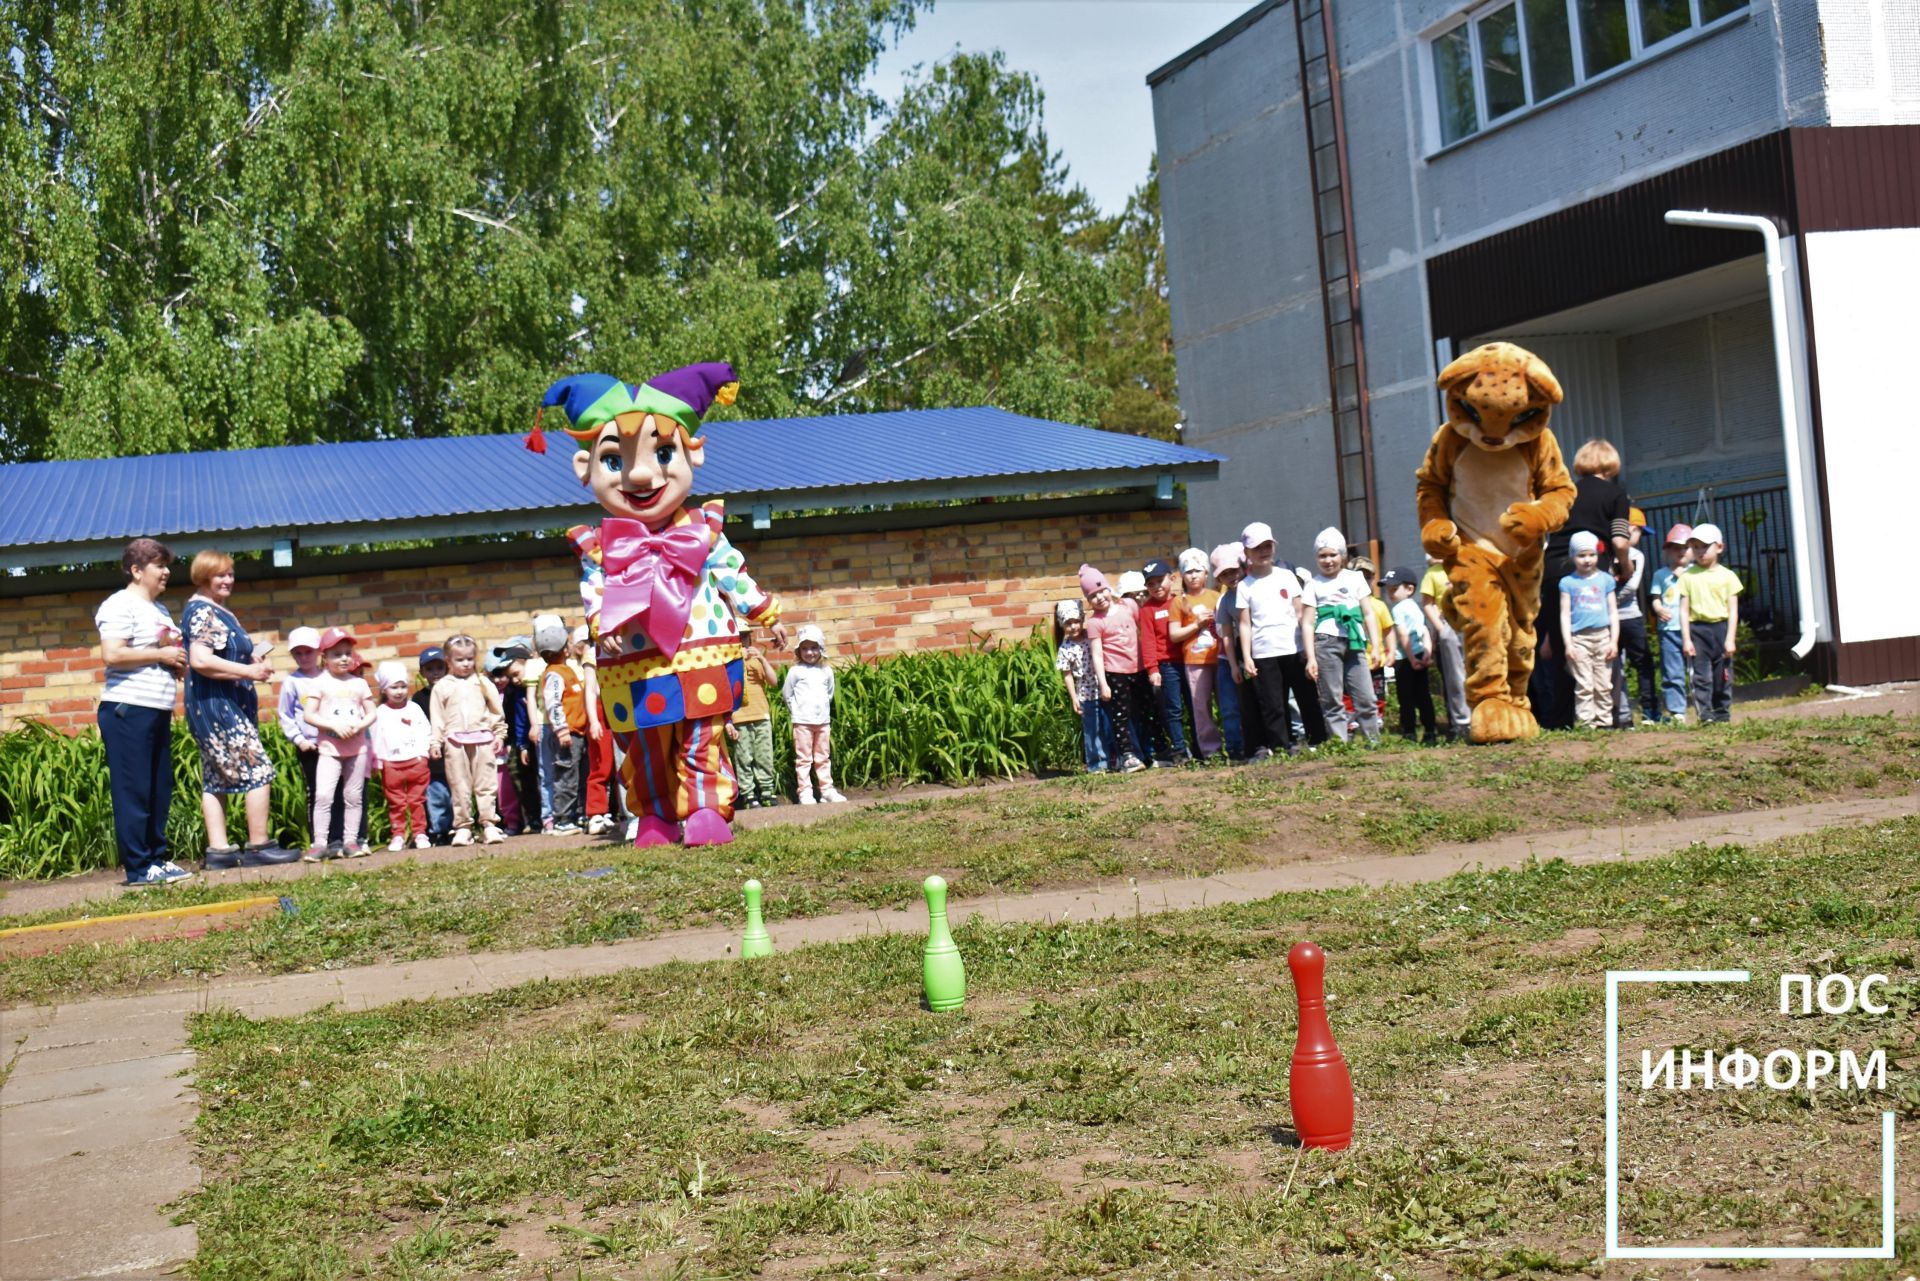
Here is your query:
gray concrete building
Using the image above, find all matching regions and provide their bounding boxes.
[1151,0,1920,684]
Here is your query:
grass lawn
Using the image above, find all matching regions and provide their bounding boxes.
[184,815,1919,1279]
[4,713,1917,1007]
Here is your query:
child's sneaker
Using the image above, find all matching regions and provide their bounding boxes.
[412,834,431,850]
[482,825,505,845]
[542,818,555,834]
[450,829,473,847]
[551,821,581,836]
[387,836,407,853]
[624,817,639,841]
[586,814,611,835]
[343,842,371,858]
[1120,754,1147,773]
[300,844,329,862]
[819,788,848,804]
[1250,746,1274,762]
[799,792,818,805]
[125,861,194,886]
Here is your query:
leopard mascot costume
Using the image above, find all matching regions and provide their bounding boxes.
[1414,342,1576,744]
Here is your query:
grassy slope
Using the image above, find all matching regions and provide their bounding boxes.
[5,713,1917,1006]
[186,816,1919,1279]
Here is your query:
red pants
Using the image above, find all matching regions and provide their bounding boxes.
[586,725,615,818]
[617,714,736,822]
[381,756,430,839]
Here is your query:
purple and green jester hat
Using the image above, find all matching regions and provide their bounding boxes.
[524,361,740,455]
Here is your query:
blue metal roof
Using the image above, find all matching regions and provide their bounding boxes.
[0,407,1220,557]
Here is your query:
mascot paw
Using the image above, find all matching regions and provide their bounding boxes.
[1421,519,1461,559]
[682,808,735,847]
[632,815,679,848]
[1469,698,1541,745]
[1499,503,1548,546]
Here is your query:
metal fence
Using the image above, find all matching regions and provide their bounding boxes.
[1638,480,1798,641]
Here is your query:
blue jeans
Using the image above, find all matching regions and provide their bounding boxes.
[1215,665,1246,758]
[537,732,557,823]
[1078,700,1109,772]
[1154,660,1193,761]
[425,775,452,839]
[1658,629,1688,717]
[99,702,174,878]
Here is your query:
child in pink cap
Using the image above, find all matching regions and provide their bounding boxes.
[1080,564,1149,772]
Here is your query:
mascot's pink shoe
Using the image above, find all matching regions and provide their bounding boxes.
[682,809,734,847]
[632,815,678,848]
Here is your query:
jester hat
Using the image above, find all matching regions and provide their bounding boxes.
[526,362,740,454]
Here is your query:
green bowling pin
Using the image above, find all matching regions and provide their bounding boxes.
[921,875,966,1011]
[740,879,772,959]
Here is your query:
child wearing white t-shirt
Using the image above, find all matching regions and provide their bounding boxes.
[1303,527,1381,745]
[1235,522,1322,759]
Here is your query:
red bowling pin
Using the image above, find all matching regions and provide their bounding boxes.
[1287,940,1354,1151]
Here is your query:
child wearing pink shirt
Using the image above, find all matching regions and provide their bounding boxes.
[1080,564,1149,773]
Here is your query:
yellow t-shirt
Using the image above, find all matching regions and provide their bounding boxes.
[1364,595,1395,669]
[1419,563,1451,608]
[1678,563,1743,623]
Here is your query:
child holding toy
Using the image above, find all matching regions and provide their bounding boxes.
[301,628,376,860]
[369,661,433,850]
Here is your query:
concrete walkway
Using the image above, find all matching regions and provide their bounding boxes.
[2,793,1914,1280]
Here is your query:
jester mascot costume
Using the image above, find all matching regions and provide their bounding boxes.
[528,363,786,846]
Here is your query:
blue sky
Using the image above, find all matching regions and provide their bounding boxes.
[866,1,1251,215]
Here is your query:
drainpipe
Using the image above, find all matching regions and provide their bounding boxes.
[1663,210,1818,659]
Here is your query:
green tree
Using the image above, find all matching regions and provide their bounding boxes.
[1087,158,1181,441]
[3,2,1171,463]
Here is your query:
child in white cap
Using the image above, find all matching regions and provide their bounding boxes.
[1303,527,1381,746]
[1557,530,1619,731]
[1677,522,1741,723]
[368,661,433,850]
[1167,548,1227,760]
[783,624,846,803]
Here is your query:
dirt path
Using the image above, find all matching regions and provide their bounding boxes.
[3,792,1914,1281]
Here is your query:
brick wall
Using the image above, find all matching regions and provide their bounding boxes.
[2,504,1188,732]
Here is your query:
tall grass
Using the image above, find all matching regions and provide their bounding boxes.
[0,638,1076,879]
[0,719,389,880]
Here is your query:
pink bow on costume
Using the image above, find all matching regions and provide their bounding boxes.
[599,517,712,657]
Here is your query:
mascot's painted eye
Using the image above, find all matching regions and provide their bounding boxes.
[654,444,676,468]
[599,453,622,474]
[1454,397,1481,425]
[1514,408,1541,426]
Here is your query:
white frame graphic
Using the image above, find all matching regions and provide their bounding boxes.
[1604,969,1896,1260]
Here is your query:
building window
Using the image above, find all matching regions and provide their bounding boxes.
[1426,0,1747,149]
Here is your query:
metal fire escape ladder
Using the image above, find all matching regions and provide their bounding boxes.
[1293,0,1380,557]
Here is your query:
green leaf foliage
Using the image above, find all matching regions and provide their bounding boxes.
[3,1,1174,460]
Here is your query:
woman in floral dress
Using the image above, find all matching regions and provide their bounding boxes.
[183,550,295,866]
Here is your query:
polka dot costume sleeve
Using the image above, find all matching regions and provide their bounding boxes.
[705,527,780,626]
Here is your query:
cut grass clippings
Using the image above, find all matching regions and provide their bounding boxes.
[185,815,1920,1279]
[4,711,1917,1007]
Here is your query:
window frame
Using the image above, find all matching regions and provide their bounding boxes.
[1420,0,1749,156]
